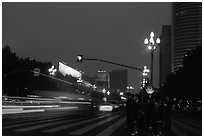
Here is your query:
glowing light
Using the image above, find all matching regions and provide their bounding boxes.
[130,86,134,89]
[78,98,85,100]
[156,38,160,44]
[144,38,149,45]
[146,85,154,94]
[121,97,126,100]
[77,78,83,83]
[148,46,152,50]
[150,32,154,38]
[77,55,83,62]
[77,56,82,60]
[120,92,123,95]
[59,62,82,78]
[107,91,110,95]
[102,88,106,93]
[99,105,113,111]
[53,69,57,73]
[48,68,52,72]
[149,37,155,45]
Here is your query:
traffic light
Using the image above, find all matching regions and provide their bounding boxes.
[77,55,83,62]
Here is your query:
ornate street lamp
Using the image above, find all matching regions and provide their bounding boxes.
[144,32,160,86]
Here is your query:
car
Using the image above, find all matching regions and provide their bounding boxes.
[99,102,113,111]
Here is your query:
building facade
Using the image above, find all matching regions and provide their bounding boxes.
[159,25,172,87]
[95,70,110,89]
[109,69,128,92]
[172,2,202,72]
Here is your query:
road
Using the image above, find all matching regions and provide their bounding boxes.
[2,107,202,136]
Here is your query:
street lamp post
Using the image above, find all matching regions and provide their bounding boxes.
[144,32,160,86]
[141,66,150,102]
[48,65,57,76]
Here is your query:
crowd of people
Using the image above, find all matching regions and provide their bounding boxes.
[125,92,173,136]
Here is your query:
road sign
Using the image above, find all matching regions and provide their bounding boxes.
[146,85,154,94]
[33,68,40,76]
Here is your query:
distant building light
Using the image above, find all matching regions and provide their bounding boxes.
[53,69,57,73]
[121,96,126,100]
[98,70,106,73]
[78,98,85,100]
[120,92,123,95]
[102,88,106,93]
[77,78,83,83]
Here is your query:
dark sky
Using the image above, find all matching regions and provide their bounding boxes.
[2,2,171,93]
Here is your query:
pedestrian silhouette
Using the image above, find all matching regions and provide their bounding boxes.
[125,93,135,135]
[133,94,143,135]
[143,98,156,135]
[163,96,173,134]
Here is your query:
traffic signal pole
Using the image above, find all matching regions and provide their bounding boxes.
[82,58,142,72]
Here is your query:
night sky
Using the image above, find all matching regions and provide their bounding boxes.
[2,2,171,93]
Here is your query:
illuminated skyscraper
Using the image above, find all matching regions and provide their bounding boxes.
[172,2,202,72]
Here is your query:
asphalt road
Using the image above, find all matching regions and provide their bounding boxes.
[2,108,202,136]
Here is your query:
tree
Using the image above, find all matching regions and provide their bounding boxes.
[2,45,52,96]
[161,46,202,100]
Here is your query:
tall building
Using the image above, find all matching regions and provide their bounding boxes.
[109,70,128,92]
[172,2,202,72]
[95,70,109,89]
[159,25,172,87]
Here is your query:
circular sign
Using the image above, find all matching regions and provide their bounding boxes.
[33,68,40,76]
[146,85,154,94]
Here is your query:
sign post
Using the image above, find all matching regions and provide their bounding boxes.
[146,85,154,98]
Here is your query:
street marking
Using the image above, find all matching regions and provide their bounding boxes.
[3,116,69,130]
[177,118,202,130]
[14,114,105,132]
[172,119,201,135]
[15,120,71,132]
[70,115,119,135]
[43,114,111,133]
[97,116,126,136]
[171,123,187,136]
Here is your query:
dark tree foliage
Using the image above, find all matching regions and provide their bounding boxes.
[2,45,52,96]
[161,46,202,100]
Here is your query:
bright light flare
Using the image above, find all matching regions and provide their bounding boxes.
[144,38,149,45]
[149,37,155,45]
[156,38,161,44]
[150,32,154,38]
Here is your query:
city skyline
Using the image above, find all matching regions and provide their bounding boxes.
[2,2,171,92]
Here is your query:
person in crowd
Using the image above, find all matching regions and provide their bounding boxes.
[133,94,144,135]
[163,96,173,133]
[143,97,156,135]
[126,93,135,135]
